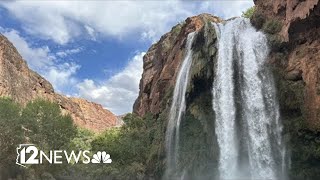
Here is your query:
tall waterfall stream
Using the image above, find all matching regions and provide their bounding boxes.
[165,32,196,178]
[165,18,287,180]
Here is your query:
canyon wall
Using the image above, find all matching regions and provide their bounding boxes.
[251,0,320,178]
[133,14,222,178]
[133,14,222,117]
[0,34,118,132]
[252,0,320,129]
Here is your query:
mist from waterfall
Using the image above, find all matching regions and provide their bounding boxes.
[212,18,287,180]
[165,32,195,179]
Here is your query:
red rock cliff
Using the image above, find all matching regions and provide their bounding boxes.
[0,34,118,132]
[133,14,222,117]
[253,0,320,129]
[254,0,319,41]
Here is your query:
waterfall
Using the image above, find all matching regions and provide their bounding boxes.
[165,32,195,178]
[213,18,286,180]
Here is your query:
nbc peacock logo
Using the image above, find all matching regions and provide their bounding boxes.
[91,151,112,164]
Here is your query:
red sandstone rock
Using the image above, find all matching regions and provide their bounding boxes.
[133,14,222,117]
[255,0,320,129]
[254,0,319,41]
[0,34,118,132]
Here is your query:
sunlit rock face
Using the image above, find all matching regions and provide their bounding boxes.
[0,34,118,132]
[133,14,222,117]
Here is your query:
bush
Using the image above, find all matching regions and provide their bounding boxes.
[242,6,255,18]
[251,11,265,29]
[263,19,282,34]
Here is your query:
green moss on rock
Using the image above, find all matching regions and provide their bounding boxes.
[250,11,265,30]
[263,19,282,34]
[187,21,217,95]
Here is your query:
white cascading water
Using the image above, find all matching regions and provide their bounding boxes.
[212,20,239,179]
[165,32,195,178]
[213,18,286,180]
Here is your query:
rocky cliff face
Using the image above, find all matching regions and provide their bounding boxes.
[253,0,319,41]
[252,0,320,178]
[134,3,320,178]
[0,34,118,132]
[252,0,320,129]
[133,14,222,178]
[133,14,222,117]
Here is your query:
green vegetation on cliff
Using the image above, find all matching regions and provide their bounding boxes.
[242,6,255,18]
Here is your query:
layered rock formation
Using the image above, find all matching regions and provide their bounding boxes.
[253,0,320,129]
[133,14,222,117]
[0,34,118,132]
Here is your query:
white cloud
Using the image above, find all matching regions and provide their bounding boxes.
[1,29,54,68]
[199,1,253,19]
[77,52,145,115]
[1,28,80,93]
[56,47,82,58]
[84,25,96,41]
[0,1,253,44]
[45,62,80,92]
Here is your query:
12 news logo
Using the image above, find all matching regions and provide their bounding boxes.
[16,144,112,167]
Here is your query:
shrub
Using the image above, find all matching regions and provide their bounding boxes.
[263,19,282,34]
[251,11,265,29]
[242,6,255,18]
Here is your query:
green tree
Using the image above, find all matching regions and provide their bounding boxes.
[0,98,23,179]
[21,99,77,150]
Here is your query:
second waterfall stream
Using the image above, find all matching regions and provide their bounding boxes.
[165,18,287,180]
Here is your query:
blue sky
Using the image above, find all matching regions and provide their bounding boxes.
[0,1,253,115]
